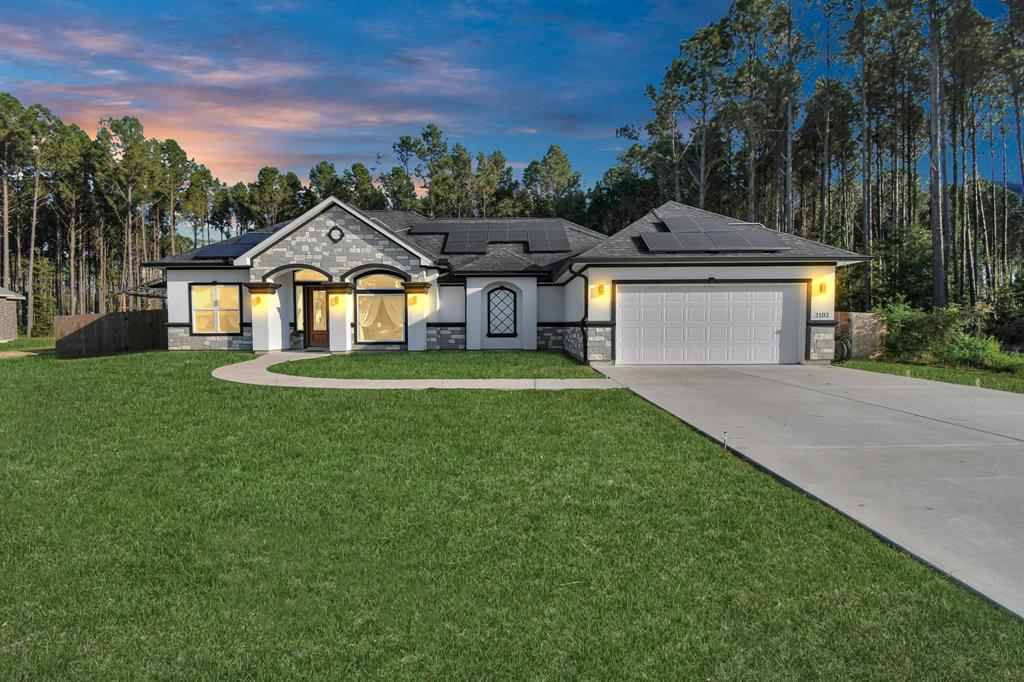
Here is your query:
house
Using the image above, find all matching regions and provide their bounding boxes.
[148,198,866,365]
[0,287,25,342]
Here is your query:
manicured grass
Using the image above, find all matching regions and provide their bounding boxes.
[2,352,1022,679]
[842,358,1024,394]
[0,335,54,352]
[269,349,600,379]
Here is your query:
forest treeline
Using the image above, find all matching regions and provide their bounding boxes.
[1,0,1022,336]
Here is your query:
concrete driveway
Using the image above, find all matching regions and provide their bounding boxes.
[600,364,1024,617]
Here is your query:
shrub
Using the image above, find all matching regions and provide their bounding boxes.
[994,319,1024,352]
[872,301,1023,372]
[943,332,1024,372]
[872,301,974,361]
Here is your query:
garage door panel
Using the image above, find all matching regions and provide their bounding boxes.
[616,283,803,365]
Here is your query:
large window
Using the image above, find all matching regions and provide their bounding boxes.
[355,272,406,343]
[487,286,517,337]
[190,284,241,334]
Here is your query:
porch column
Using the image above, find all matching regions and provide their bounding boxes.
[245,282,282,352]
[403,281,431,352]
[325,282,354,353]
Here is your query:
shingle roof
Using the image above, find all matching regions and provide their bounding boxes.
[0,286,25,301]
[371,213,605,276]
[573,201,867,263]
[146,199,864,274]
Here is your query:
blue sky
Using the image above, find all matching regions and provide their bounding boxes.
[0,0,1015,188]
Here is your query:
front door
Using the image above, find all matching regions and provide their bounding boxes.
[304,287,330,348]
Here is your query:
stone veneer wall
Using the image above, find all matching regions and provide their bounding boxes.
[585,325,614,363]
[168,326,252,351]
[835,312,883,358]
[251,205,426,282]
[808,326,835,361]
[0,299,18,342]
[562,326,585,362]
[536,325,566,351]
[426,325,466,350]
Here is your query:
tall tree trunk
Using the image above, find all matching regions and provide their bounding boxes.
[26,160,40,336]
[928,2,947,307]
[1,174,8,290]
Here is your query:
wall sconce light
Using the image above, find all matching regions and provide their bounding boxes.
[408,295,418,306]
[818,282,827,294]
[252,295,262,306]
[591,283,606,298]
[330,295,340,306]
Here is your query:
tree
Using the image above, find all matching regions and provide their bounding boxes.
[21,104,58,335]
[522,144,585,220]
[0,93,26,290]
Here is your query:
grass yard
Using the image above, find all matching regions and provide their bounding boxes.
[0,335,54,352]
[269,349,600,379]
[2,351,1023,679]
[841,358,1024,394]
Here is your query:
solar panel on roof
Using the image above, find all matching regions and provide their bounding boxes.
[675,233,717,250]
[640,233,682,252]
[740,229,787,248]
[661,215,703,232]
[705,231,750,249]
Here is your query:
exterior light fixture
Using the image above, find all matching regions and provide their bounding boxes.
[818,282,827,294]
[408,295,418,306]
[252,295,262,306]
[330,295,340,306]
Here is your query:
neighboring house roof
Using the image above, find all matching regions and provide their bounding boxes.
[0,286,26,301]
[573,201,867,264]
[146,198,865,276]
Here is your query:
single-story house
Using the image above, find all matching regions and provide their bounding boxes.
[0,286,25,342]
[148,197,866,364]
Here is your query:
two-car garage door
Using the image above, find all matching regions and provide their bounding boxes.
[616,283,804,365]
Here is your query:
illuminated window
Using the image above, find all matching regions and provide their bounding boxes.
[191,284,241,334]
[355,272,406,343]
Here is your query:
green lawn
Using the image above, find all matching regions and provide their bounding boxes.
[269,349,600,379]
[842,358,1024,394]
[2,352,1022,679]
[0,335,54,352]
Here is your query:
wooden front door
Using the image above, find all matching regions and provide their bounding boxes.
[304,287,330,347]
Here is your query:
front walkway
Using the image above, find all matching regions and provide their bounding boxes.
[600,363,1024,617]
[212,351,622,390]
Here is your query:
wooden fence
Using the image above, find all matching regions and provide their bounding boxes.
[55,309,167,358]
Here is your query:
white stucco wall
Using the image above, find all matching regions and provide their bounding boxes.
[465,276,538,350]
[536,285,564,322]
[166,268,252,326]
[435,285,467,323]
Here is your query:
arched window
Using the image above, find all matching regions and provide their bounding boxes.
[355,272,406,343]
[487,286,517,337]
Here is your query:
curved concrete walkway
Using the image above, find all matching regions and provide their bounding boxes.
[212,351,622,390]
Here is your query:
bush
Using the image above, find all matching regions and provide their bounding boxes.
[943,332,1024,372]
[994,319,1024,352]
[872,301,975,361]
[873,301,1023,373]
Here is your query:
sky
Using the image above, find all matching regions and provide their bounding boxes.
[0,0,1016,189]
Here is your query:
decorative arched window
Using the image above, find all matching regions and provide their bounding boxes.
[487,286,517,337]
[355,272,406,343]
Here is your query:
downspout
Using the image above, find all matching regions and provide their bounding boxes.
[569,263,589,364]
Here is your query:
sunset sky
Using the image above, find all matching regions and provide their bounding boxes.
[0,0,1014,187]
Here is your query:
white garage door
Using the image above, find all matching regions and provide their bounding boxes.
[616,283,804,365]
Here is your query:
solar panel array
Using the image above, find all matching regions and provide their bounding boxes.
[193,230,273,259]
[408,220,571,254]
[641,211,790,253]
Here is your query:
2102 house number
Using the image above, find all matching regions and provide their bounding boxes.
[813,312,832,319]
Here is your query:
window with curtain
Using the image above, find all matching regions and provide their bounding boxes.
[355,273,406,342]
[487,287,516,337]
[190,284,241,334]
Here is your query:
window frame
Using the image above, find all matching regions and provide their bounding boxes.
[354,271,408,345]
[487,286,517,338]
[188,283,244,336]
